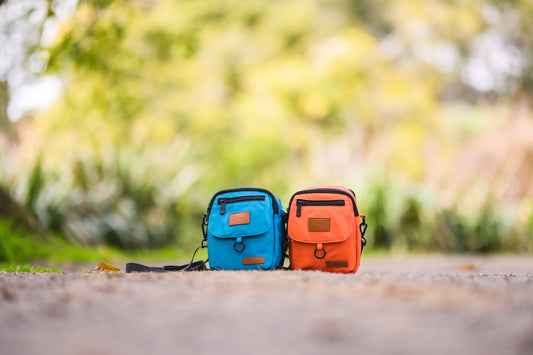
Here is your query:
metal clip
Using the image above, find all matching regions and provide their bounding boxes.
[201,213,208,248]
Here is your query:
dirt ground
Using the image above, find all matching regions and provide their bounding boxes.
[1,255,533,355]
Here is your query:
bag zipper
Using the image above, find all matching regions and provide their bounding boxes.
[207,187,280,215]
[289,188,359,216]
[218,195,266,215]
[296,199,345,217]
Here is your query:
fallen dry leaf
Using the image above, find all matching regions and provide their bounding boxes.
[92,262,121,273]
[453,263,476,271]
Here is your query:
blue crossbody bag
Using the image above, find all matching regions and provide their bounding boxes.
[201,187,287,270]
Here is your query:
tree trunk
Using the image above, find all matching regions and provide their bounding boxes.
[0,184,42,232]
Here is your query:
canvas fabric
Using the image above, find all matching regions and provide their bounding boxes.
[204,187,286,270]
[287,186,364,274]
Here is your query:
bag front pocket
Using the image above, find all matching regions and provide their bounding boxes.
[288,198,354,244]
[209,194,272,238]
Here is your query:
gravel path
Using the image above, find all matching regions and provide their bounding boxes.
[1,255,533,355]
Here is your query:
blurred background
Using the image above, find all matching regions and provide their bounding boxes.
[1,0,532,267]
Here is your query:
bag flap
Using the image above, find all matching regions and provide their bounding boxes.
[208,191,273,238]
[288,192,355,244]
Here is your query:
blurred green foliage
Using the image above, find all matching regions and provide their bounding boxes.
[0,218,120,263]
[1,0,532,257]
[0,219,46,263]
[0,264,61,273]
[362,180,530,253]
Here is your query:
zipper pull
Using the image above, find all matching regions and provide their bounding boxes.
[220,200,226,215]
[296,200,302,217]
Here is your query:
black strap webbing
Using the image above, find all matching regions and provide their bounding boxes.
[360,215,368,254]
[126,263,167,273]
[125,260,208,273]
[126,246,208,273]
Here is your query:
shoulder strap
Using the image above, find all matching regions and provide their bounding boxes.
[125,259,208,273]
[125,255,208,273]
[163,245,208,271]
[126,263,167,273]
[125,260,207,273]
[126,243,208,273]
[126,214,210,273]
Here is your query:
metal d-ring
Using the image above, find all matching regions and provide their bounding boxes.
[234,240,245,252]
[314,247,326,259]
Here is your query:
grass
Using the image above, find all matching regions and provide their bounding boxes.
[0,219,48,263]
[0,217,206,273]
[0,264,61,273]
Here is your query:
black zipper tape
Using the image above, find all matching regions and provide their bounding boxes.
[288,188,359,216]
[295,199,345,217]
[207,187,280,216]
[218,195,266,215]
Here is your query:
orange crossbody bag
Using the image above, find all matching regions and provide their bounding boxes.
[287,186,367,274]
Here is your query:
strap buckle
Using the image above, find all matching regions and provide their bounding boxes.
[359,215,367,252]
[359,215,367,237]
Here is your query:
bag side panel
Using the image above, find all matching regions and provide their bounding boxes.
[271,194,286,268]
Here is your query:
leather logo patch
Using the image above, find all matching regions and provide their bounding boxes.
[229,212,250,226]
[326,260,349,268]
[243,257,265,265]
[308,218,330,232]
